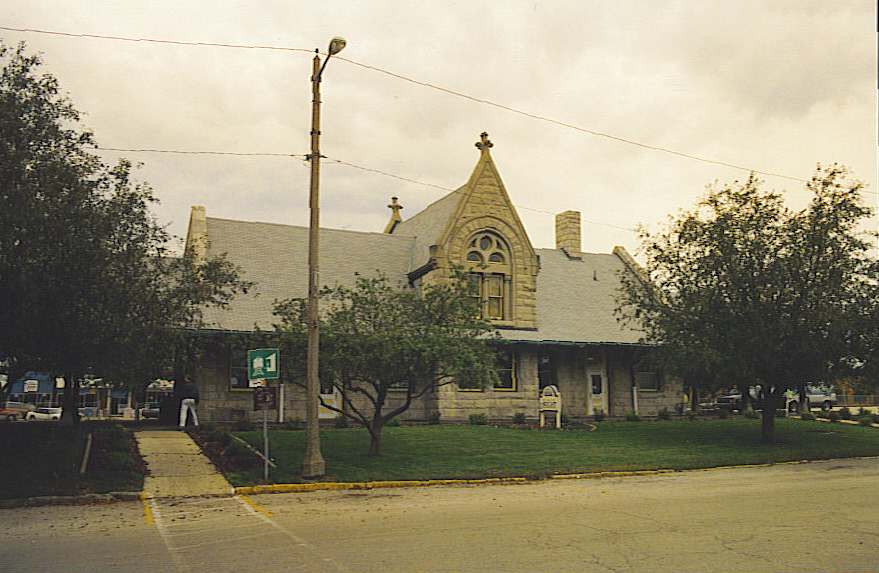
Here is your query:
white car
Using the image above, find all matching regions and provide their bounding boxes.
[786,385,837,413]
[25,407,62,421]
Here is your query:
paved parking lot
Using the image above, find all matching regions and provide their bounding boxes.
[2,457,877,572]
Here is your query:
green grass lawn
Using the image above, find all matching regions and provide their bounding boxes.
[0,422,144,500]
[226,418,879,486]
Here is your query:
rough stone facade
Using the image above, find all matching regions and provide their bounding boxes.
[415,134,540,331]
[186,133,685,425]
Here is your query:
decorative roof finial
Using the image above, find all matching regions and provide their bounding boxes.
[383,197,404,234]
[475,132,493,151]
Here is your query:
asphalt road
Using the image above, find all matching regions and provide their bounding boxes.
[2,457,877,573]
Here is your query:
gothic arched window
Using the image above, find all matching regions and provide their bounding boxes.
[465,231,511,320]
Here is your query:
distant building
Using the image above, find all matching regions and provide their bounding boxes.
[6,372,131,416]
[185,134,684,424]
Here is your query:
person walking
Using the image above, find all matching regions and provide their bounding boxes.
[178,375,200,429]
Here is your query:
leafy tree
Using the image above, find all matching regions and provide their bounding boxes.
[0,42,249,422]
[274,272,498,456]
[618,166,878,442]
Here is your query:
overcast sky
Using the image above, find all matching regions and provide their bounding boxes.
[3,1,876,257]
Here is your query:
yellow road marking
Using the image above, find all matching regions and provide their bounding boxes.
[238,494,272,516]
[141,493,155,526]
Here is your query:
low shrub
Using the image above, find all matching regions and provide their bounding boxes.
[512,412,527,425]
[775,409,787,418]
[469,413,488,426]
[839,407,852,420]
[800,411,815,421]
[625,411,641,422]
[561,412,571,425]
[334,415,349,428]
[857,407,870,417]
[592,408,605,422]
[386,417,401,427]
[284,417,304,430]
[743,409,760,419]
[658,408,671,420]
[872,413,879,424]
[716,408,729,419]
[827,411,840,423]
[427,411,441,425]
[204,426,232,447]
[858,415,874,427]
[686,410,698,421]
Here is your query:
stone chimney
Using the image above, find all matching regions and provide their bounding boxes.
[555,210,582,259]
[186,205,208,263]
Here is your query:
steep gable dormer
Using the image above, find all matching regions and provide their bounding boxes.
[414,133,539,329]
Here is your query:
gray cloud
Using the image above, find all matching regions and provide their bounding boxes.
[3,0,875,257]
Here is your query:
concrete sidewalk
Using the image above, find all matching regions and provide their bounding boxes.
[135,429,234,498]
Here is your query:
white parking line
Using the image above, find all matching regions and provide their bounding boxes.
[146,495,190,573]
[232,495,354,573]
[143,494,353,573]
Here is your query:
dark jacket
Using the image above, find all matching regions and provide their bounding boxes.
[179,381,200,403]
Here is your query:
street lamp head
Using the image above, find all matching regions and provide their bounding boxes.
[328,37,347,56]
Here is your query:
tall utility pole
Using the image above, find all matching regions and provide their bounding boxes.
[302,37,346,478]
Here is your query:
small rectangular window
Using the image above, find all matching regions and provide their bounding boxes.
[230,347,249,389]
[591,374,603,395]
[494,350,516,391]
[636,371,659,391]
[486,275,504,320]
[469,272,483,314]
[469,272,506,321]
[319,376,335,395]
[538,353,557,388]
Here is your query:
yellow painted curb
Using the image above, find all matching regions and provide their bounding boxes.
[234,476,528,496]
[233,457,878,496]
[551,469,675,480]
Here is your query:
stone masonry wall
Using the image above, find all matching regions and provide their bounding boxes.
[194,342,432,425]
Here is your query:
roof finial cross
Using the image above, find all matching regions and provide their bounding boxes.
[383,196,404,234]
[475,132,493,151]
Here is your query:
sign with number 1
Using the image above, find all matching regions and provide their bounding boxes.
[248,349,279,381]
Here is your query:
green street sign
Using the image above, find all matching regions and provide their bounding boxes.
[248,349,280,381]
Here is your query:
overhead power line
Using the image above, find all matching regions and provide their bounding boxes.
[96,147,305,158]
[339,57,811,184]
[2,25,821,185]
[0,25,312,54]
[94,146,640,233]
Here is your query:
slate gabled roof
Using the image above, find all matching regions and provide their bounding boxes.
[194,214,645,345]
[199,217,414,332]
[499,249,644,345]
[390,189,459,271]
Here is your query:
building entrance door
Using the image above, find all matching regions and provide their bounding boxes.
[319,380,341,419]
[587,368,608,416]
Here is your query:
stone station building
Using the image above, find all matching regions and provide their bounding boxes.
[185,134,684,424]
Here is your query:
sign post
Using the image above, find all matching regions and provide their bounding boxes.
[249,349,280,481]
